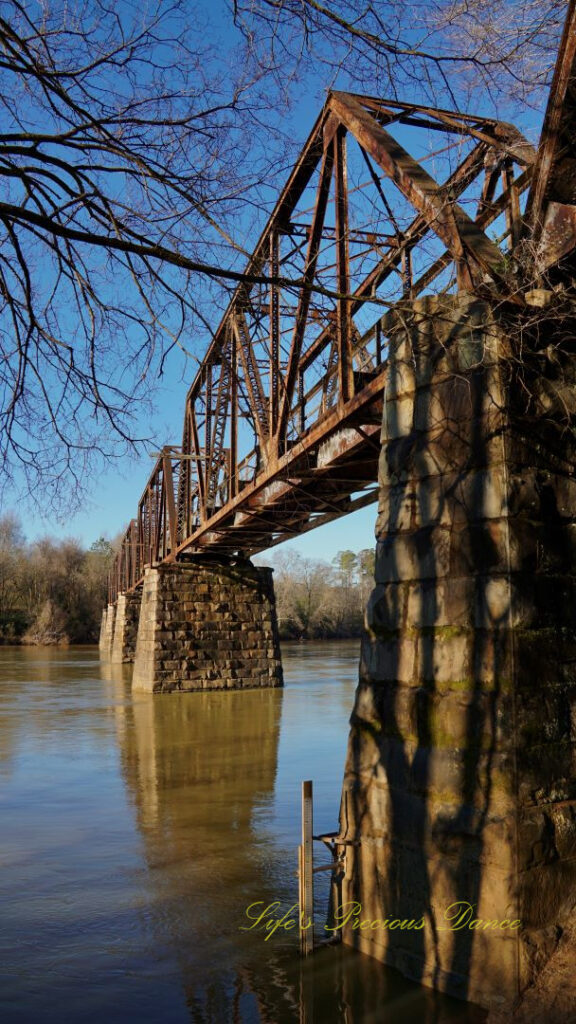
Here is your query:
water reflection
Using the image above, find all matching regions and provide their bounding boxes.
[0,645,485,1023]
[119,676,292,1020]
[113,646,485,1023]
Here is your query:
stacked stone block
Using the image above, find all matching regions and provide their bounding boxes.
[98,603,116,659]
[338,295,576,1013]
[111,590,142,664]
[132,559,283,692]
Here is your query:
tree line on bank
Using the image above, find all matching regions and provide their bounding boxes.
[0,510,375,645]
[0,514,115,645]
[259,547,376,640]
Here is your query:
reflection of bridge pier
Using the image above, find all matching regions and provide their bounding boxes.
[119,680,287,1020]
[112,660,472,1023]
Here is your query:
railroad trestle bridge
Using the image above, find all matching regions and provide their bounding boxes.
[106,89,540,602]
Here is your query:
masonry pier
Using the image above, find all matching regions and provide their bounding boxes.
[337,295,576,1014]
[98,603,116,660]
[131,559,283,692]
[110,590,142,664]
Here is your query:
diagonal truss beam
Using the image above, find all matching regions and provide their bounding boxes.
[329,91,512,291]
[274,141,335,445]
[524,0,576,246]
[355,95,536,167]
[233,311,269,450]
[299,140,489,374]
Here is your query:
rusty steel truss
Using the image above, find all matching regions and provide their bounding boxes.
[108,13,576,602]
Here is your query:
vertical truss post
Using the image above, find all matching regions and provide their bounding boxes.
[138,504,144,571]
[177,413,191,544]
[146,494,150,568]
[143,491,149,568]
[230,324,238,500]
[131,519,137,588]
[154,475,163,563]
[334,128,353,404]
[162,452,177,555]
[269,230,280,442]
[401,243,414,299]
[149,486,154,565]
[150,481,156,564]
[523,0,576,242]
[148,482,154,564]
[190,406,206,524]
[204,366,212,512]
[455,249,475,293]
[137,513,143,579]
[126,527,131,589]
[275,144,334,448]
[502,158,521,249]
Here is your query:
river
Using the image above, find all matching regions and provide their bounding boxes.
[0,642,483,1023]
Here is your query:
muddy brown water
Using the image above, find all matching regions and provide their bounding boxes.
[0,642,484,1022]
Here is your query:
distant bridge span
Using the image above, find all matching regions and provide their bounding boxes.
[109,51,574,601]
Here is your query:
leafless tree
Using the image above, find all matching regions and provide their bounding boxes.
[0,512,117,641]
[0,512,26,624]
[0,0,283,509]
[233,0,566,113]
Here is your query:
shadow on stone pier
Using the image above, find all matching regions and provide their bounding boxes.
[338,296,576,1016]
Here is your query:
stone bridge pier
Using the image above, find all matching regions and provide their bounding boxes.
[98,602,116,659]
[111,591,142,664]
[100,558,282,691]
[130,558,282,692]
[338,295,576,1015]
[99,593,142,664]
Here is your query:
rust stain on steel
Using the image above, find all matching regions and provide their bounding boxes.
[537,201,576,269]
[525,0,576,243]
[329,92,510,290]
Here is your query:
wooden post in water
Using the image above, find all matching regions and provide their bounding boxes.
[299,779,314,955]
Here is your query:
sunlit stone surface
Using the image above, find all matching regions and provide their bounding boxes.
[132,560,283,692]
[98,602,116,659]
[110,590,142,664]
